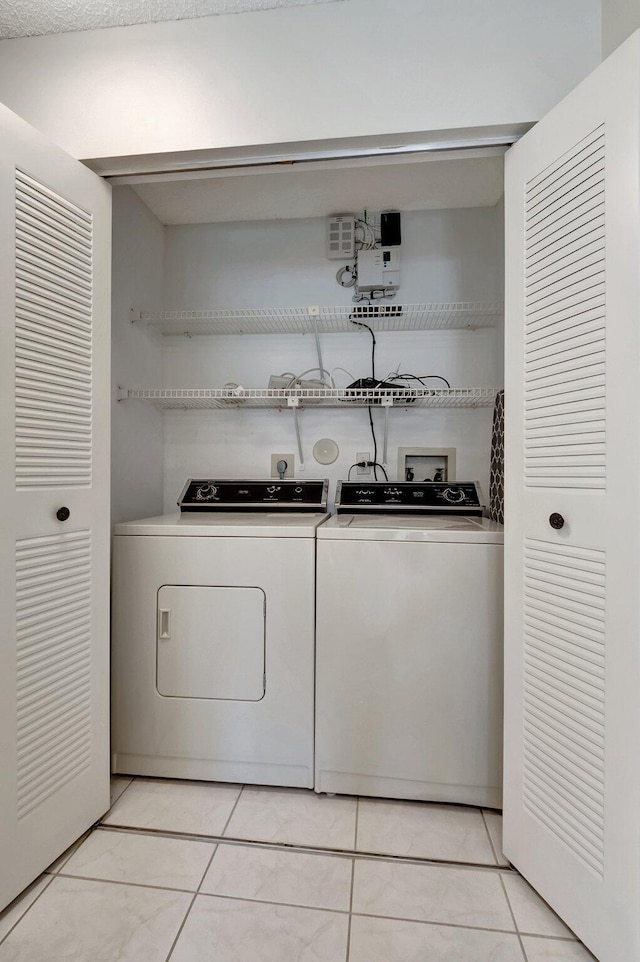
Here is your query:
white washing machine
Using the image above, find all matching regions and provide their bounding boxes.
[315,481,504,808]
[112,479,329,788]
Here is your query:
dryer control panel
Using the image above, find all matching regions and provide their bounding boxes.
[336,481,484,514]
[179,479,329,511]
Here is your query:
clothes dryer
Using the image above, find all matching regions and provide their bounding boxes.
[112,480,329,788]
[315,481,503,807]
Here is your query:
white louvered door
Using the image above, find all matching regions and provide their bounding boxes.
[504,33,640,962]
[0,103,111,910]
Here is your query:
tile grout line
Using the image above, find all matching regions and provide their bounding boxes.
[499,872,529,961]
[349,909,567,938]
[0,776,138,951]
[2,853,588,949]
[97,822,513,873]
[345,857,355,962]
[20,868,583,942]
[47,828,93,875]
[163,783,246,962]
[164,892,198,962]
[110,775,136,809]
[0,874,55,947]
[501,870,579,944]
[220,783,246,839]
[164,840,221,961]
[345,797,360,961]
[43,873,197,895]
[481,809,501,866]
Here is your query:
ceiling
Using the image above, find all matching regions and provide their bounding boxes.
[128,152,505,225]
[0,0,343,40]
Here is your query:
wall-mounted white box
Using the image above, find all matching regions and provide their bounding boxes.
[397,447,457,482]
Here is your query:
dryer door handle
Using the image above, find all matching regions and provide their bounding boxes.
[158,608,171,640]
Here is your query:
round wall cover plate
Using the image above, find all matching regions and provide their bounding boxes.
[313,438,339,465]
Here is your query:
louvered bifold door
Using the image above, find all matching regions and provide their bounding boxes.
[0,102,111,911]
[504,33,640,962]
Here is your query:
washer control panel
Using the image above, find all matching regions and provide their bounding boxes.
[336,481,483,514]
[179,479,329,511]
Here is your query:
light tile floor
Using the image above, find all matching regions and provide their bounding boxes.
[0,776,598,962]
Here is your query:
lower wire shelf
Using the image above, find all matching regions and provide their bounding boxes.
[119,387,498,410]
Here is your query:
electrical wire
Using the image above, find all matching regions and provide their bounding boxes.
[330,366,356,386]
[384,373,452,389]
[349,311,380,479]
[348,315,376,379]
[336,264,356,287]
[347,460,389,481]
[368,406,379,480]
[283,368,332,388]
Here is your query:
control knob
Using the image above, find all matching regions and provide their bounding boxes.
[442,487,466,504]
[196,483,218,500]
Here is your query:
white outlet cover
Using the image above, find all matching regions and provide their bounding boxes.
[313,438,339,465]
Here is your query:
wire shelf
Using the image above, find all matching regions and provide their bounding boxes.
[135,302,503,336]
[122,387,498,410]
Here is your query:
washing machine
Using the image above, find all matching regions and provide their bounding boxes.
[315,480,504,808]
[112,479,329,788]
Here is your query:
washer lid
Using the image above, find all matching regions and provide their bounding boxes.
[114,511,331,537]
[317,513,504,543]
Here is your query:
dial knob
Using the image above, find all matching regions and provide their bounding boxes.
[197,484,217,500]
[442,487,465,504]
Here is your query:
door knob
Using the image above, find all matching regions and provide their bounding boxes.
[549,512,565,530]
[56,506,70,522]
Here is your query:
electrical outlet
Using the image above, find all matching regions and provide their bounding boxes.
[356,451,371,476]
[271,453,295,478]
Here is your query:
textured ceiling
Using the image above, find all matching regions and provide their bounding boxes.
[0,0,343,40]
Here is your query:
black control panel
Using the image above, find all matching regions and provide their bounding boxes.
[336,481,484,515]
[178,479,329,511]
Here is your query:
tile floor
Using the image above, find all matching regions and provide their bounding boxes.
[0,776,597,961]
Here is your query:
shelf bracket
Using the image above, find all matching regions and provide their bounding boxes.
[287,397,304,470]
[381,397,394,467]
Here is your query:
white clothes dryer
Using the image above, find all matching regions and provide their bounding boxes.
[112,479,329,788]
[315,481,504,808]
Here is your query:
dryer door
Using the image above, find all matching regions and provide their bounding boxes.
[157,586,266,700]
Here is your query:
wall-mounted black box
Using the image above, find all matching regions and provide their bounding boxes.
[380,211,401,246]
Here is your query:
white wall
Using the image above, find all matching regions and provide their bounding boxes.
[0,0,600,162]
[162,208,504,309]
[159,206,503,510]
[161,329,499,511]
[111,187,165,523]
[602,0,640,56]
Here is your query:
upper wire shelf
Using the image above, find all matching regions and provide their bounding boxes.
[133,302,503,336]
[120,387,498,410]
